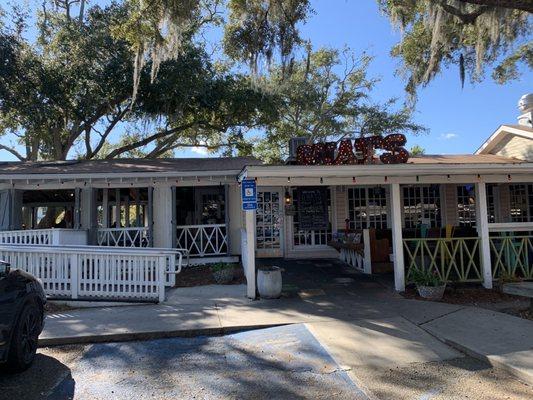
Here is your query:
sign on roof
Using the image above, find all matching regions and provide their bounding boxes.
[296,134,409,165]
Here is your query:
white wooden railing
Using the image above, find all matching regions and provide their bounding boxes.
[0,229,88,246]
[97,227,150,247]
[176,224,228,257]
[0,229,53,245]
[337,229,372,274]
[0,245,185,302]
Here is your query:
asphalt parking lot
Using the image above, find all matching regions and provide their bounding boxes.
[0,324,367,400]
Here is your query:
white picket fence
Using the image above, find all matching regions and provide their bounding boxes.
[176,224,228,257]
[97,227,150,247]
[0,229,88,246]
[0,229,53,245]
[0,245,186,302]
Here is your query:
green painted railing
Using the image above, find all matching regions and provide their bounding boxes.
[489,236,533,280]
[403,237,483,283]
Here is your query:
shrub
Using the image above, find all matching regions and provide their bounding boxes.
[410,267,444,287]
[210,262,235,272]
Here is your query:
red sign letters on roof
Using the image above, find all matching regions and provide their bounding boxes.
[296,134,409,165]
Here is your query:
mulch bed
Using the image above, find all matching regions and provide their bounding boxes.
[401,284,532,321]
[175,264,246,287]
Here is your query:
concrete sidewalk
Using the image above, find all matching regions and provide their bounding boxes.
[41,282,533,386]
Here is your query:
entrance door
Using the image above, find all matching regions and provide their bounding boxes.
[256,188,284,258]
[288,187,333,252]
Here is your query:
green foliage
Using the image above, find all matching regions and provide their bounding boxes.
[379,0,532,99]
[210,262,236,272]
[410,145,425,156]
[253,47,426,163]
[0,2,276,161]
[410,267,444,287]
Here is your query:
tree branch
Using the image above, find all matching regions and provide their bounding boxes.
[457,0,533,14]
[0,144,26,161]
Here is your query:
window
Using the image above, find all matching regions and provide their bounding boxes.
[486,184,497,223]
[509,184,533,222]
[347,186,387,229]
[402,185,441,228]
[457,185,476,227]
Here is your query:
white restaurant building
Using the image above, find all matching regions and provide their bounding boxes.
[0,95,533,301]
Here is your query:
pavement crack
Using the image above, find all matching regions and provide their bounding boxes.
[411,306,466,327]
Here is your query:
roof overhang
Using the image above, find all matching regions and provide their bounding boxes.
[239,162,533,186]
[475,125,533,155]
[0,169,241,189]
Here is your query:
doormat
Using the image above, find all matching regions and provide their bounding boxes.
[298,289,326,299]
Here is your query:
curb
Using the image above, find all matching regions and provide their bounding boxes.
[417,324,533,386]
[38,323,290,347]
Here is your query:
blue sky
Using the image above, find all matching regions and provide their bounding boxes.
[0,0,531,160]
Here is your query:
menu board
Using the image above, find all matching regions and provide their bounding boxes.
[297,187,329,230]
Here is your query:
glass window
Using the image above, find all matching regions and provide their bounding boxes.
[486,184,497,223]
[347,186,387,229]
[509,184,533,222]
[402,185,441,228]
[457,185,476,228]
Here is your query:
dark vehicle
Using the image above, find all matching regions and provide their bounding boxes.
[0,260,46,372]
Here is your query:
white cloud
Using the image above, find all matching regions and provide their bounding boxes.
[440,133,458,140]
[191,146,209,155]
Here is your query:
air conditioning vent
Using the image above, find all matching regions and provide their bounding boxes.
[287,137,309,163]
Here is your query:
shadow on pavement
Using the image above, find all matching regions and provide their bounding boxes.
[0,354,75,400]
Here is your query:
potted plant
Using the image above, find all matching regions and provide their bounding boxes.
[410,267,446,301]
[211,262,235,284]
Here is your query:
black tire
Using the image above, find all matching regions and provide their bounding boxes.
[6,301,42,372]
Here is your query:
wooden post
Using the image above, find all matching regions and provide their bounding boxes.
[390,183,405,292]
[102,188,109,228]
[245,209,256,299]
[158,256,166,303]
[363,228,372,274]
[475,182,493,289]
[70,253,79,299]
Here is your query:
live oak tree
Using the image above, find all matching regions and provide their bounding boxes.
[377,0,532,99]
[253,47,425,163]
[0,2,277,161]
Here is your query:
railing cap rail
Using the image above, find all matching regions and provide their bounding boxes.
[0,244,183,256]
[176,224,226,228]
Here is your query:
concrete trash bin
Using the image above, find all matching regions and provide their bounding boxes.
[257,266,282,299]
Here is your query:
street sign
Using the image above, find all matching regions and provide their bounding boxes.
[241,179,257,211]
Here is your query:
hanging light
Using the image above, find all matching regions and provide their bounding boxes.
[284,191,292,205]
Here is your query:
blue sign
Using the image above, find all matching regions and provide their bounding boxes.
[242,202,257,211]
[241,179,257,211]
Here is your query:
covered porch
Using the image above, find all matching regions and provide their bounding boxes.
[239,158,533,297]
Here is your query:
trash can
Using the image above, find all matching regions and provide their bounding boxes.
[257,266,282,299]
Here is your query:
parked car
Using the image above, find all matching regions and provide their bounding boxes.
[0,260,46,372]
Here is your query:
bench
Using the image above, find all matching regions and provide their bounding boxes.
[502,282,533,312]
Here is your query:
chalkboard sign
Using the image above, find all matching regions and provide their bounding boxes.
[297,187,329,230]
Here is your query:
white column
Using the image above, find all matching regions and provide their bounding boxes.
[153,186,173,248]
[475,182,493,289]
[362,228,372,274]
[390,183,405,291]
[245,209,256,299]
[80,188,97,244]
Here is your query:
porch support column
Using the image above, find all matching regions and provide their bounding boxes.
[80,188,97,245]
[245,209,256,299]
[153,186,173,248]
[475,182,493,289]
[390,183,405,292]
